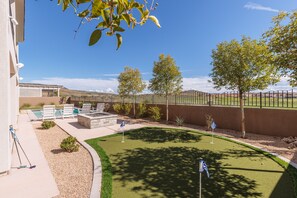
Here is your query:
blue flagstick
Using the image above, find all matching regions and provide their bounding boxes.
[210,121,216,144]
[120,121,125,143]
[199,159,210,198]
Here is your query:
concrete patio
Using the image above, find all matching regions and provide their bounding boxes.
[0,113,59,198]
[55,117,145,141]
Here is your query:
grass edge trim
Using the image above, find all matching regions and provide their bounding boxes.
[86,138,112,198]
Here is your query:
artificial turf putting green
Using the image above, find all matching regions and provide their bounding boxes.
[86,127,296,198]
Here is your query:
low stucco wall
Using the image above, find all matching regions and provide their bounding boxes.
[150,104,297,137]
[69,97,297,137]
[19,97,60,107]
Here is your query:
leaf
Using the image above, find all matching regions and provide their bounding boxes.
[148,15,161,28]
[106,31,113,36]
[114,26,125,32]
[101,9,110,24]
[78,9,89,18]
[142,9,149,19]
[76,0,91,4]
[96,21,106,28]
[122,14,131,27]
[89,29,102,46]
[116,33,122,50]
[62,0,70,11]
[91,0,107,17]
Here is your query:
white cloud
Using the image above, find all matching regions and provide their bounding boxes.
[102,73,119,77]
[183,76,296,93]
[29,76,296,94]
[183,76,225,93]
[31,77,118,93]
[244,2,279,13]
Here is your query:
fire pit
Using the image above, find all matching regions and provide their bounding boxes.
[78,112,118,129]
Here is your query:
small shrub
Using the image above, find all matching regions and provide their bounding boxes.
[205,114,213,131]
[136,102,147,118]
[176,116,184,126]
[104,103,111,112]
[123,103,132,115]
[60,136,79,152]
[50,102,55,105]
[113,103,122,114]
[78,101,83,108]
[41,120,56,129]
[148,106,161,121]
[38,102,45,107]
[20,103,31,109]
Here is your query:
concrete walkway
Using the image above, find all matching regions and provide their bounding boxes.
[0,113,59,198]
[55,118,144,141]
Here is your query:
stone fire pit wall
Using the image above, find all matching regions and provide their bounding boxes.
[78,112,118,129]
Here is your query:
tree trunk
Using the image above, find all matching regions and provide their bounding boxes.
[133,95,136,118]
[239,92,246,138]
[166,94,169,124]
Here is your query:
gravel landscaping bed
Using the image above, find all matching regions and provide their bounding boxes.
[33,122,93,198]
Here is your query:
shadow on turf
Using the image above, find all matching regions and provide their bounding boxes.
[125,128,201,143]
[111,147,262,198]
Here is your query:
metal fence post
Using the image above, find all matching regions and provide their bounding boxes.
[175,94,177,105]
[260,92,262,109]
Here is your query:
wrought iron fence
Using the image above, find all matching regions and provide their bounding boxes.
[70,90,297,109]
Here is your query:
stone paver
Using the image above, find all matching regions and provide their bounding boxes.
[0,113,59,198]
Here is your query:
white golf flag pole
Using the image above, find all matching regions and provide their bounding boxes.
[210,121,216,144]
[199,170,202,198]
[120,121,125,143]
[199,159,210,198]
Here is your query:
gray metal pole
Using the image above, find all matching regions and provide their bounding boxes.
[199,172,202,198]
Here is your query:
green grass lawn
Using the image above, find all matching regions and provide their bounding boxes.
[86,127,296,198]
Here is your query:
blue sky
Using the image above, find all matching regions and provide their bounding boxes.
[20,1,296,93]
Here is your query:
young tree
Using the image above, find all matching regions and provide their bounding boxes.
[210,36,279,138]
[149,54,183,123]
[264,11,297,86]
[57,0,161,49]
[118,66,146,117]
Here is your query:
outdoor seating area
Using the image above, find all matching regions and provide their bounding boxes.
[27,103,109,121]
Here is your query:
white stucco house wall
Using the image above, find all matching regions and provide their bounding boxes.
[0,0,25,174]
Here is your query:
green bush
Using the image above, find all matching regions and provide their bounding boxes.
[20,103,31,109]
[113,103,122,114]
[50,102,55,105]
[123,103,132,115]
[38,102,45,107]
[176,116,184,126]
[78,101,83,108]
[60,136,79,152]
[148,106,161,121]
[41,120,56,129]
[136,102,147,118]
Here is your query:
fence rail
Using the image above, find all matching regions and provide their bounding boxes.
[69,90,297,109]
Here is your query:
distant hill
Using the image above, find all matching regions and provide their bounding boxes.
[60,88,207,97]
[60,88,117,97]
